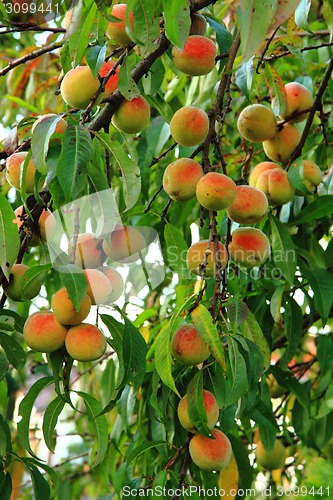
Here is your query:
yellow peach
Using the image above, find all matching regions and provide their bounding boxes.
[226,185,268,224]
[102,225,146,263]
[23,311,68,353]
[189,428,232,471]
[51,287,91,326]
[163,158,203,202]
[5,152,36,193]
[237,104,277,142]
[3,263,41,302]
[172,35,217,76]
[106,3,134,46]
[83,269,113,305]
[65,323,106,361]
[196,172,237,211]
[60,66,103,109]
[186,240,228,278]
[280,82,313,123]
[112,95,150,134]
[263,123,301,164]
[170,106,209,147]
[228,227,270,268]
[171,323,210,365]
[177,390,219,432]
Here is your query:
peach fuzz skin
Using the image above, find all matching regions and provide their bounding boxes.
[186,240,228,278]
[163,158,203,202]
[172,35,217,76]
[171,323,210,366]
[60,66,103,109]
[106,3,134,46]
[5,152,36,193]
[228,227,270,268]
[255,168,295,205]
[256,439,287,470]
[177,390,219,432]
[51,287,91,326]
[103,225,146,263]
[237,104,277,142]
[280,82,313,123]
[23,311,68,353]
[226,185,268,224]
[196,172,237,211]
[65,323,106,362]
[248,161,282,187]
[112,95,150,134]
[189,428,232,471]
[170,106,209,147]
[3,263,41,302]
[263,123,301,164]
[99,61,119,96]
[68,233,106,269]
[83,269,113,305]
[100,267,124,302]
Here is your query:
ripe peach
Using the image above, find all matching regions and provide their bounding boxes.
[68,233,106,269]
[171,323,210,365]
[163,158,203,202]
[65,323,106,361]
[102,225,146,263]
[228,227,270,268]
[99,61,119,96]
[60,66,103,109]
[255,167,295,205]
[196,172,237,211]
[177,390,219,432]
[170,106,209,147]
[83,269,113,305]
[248,161,282,187]
[12,206,56,244]
[172,35,217,76]
[23,311,68,353]
[263,123,301,164]
[112,95,150,134]
[226,185,268,224]
[237,104,277,142]
[100,267,124,302]
[190,13,207,36]
[189,428,232,471]
[106,3,134,46]
[31,113,67,135]
[186,240,228,278]
[3,263,41,302]
[51,287,91,326]
[5,152,36,193]
[280,82,313,123]
[290,159,323,193]
[256,439,286,470]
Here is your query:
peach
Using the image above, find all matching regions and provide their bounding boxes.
[290,159,323,193]
[65,323,106,361]
[226,185,268,224]
[248,161,282,187]
[23,311,68,353]
[51,287,91,326]
[280,82,313,123]
[177,390,219,432]
[256,439,287,470]
[172,35,217,76]
[189,428,232,471]
[186,240,228,278]
[106,3,134,46]
[163,158,203,202]
[196,172,237,211]
[12,206,56,244]
[31,113,67,135]
[228,227,270,268]
[68,233,106,269]
[237,104,277,142]
[255,168,295,205]
[83,269,113,305]
[263,123,301,164]
[102,225,146,263]
[170,106,209,147]
[3,263,41,302]
[60,66,103,109]
[100,267,124,302]
[112,95,150,134]
[99,61,119,96]
[5,152,36,193]
[190,13,207,36]
[171,323,210,365]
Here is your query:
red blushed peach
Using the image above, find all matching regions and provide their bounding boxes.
[5,151,36,193]
[172,35,217,76]
[83,269,113,305]
[177,390,219,432]
[60,66,104,109]
[23,311,68,353]
[170,106,209,147]
[248,161,282,187]
[196,172,237,211]
[226,185,268,224]
[112,95,150,134]
[68,233,106,269]
[189,428,232,471]
[263,123,301,164]
[51,287,91,326]
[100,267,124,302]
[186,240,228,278]
[65,323,106,362]
[237,104,277,142]
[171,323,210,365]
[228,227,270,268]
[163,158,203,202]
[32,113,67,135]
[256,168,295,205]
[256,439,287,470]
[102,225,146,263]
[99,61,119,96]
[280,82,313,123]
[3,263,41,302]
[106,3,134,46]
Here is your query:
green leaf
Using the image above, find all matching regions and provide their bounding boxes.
[0,334,26,370]
[17,377,54,459]
[86,44,107,78]
[101,314,125,391]
[270,285,286,323]
[225,297,249,331]
[118,54,141,100]
[280,297,303,367]
[57,266,88,313]
[295,0,312,29]
[270,365,310,411]
[125,441,167,465]
[270,214,297,284]
[186,371,212,437]
[23,462,50,500]
[264,65,287,116]
[21,264,51,298]
[0,195,20,280]
[238,308,270,371]
[42,396,66,453]
[163,0,191,51]
[288,158,313,194]
[0,472,12,500]
[164,223,189,278]
[248,398,279,451]
[290,195,333,225]
[225,336,248,406]
[121,317,147,392]
[127,0,162,57]
[67,0,98,67]
[235,56,255,101]
[206,16,233,69]
[323,0,333,41]
[31,115,66,174]
[0,353,9,382]
[76,392,108,468]
[301,269,333,326]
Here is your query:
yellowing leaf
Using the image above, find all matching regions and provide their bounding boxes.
[218,453,239,499]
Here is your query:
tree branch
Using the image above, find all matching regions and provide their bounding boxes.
[0,41,63,77]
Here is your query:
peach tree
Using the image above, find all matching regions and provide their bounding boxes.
[0,0,333,498]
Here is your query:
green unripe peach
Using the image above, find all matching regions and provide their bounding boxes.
[171,323,210,365]
[65,323,106,361]
[3,264,41,302]
[112,95,150,134]
[228,227,270,268]
[163,158,203,202]
[248,161,282,187]
[256,439,287,470]
[51,287,91,326]
[100,267,124,302]
[263,123,301,164]
[170,106,209,147]
[177,390,219,432]
[23,311,68,353]
[226,185,268,224]
[172,35,217,76]
[83,268,113,305]
[237,104,277,142]
[189,428,232,471]
[196,172,237,211]
[256,168,295,205]
[280,82,313,123]
[5,152,36,193]
[186,240,228,278]
[189,13,207,36]
[60,66,103,109]
[106,3,134,46]
[102,225,146,263]
[68,233,106,269]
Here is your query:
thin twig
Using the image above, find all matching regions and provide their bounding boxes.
[0,41,63,77]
